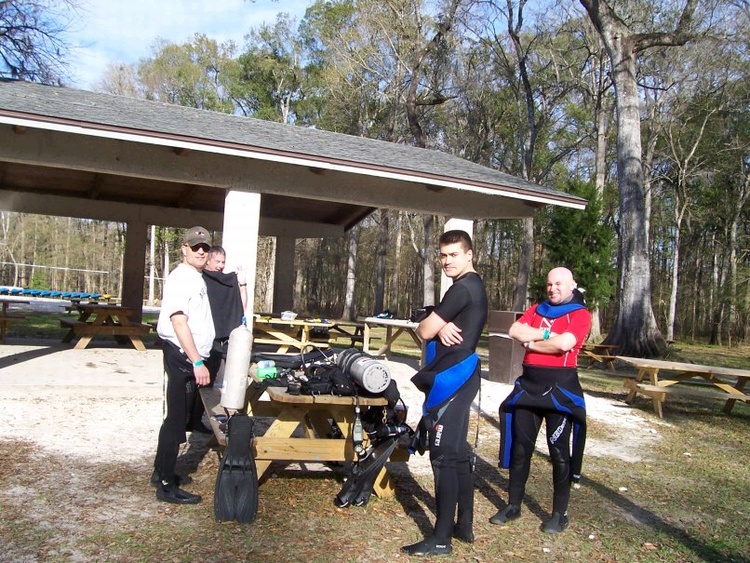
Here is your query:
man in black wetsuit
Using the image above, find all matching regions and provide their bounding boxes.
[401,229,488,557]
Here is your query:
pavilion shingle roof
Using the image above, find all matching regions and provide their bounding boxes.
[0,79,583,206]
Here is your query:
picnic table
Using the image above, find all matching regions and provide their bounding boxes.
[581,343,618,370]
[358,316,425,363]
[617,355,750,418]
[200,380,408,499]
[0,298,29,341]
[327,319,366,347]
[251,315,335,353]
[60,303,151,351]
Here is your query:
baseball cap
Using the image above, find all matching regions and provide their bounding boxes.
[182,226,212,247]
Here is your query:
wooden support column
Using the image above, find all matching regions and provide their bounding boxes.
[122,221,148,322]
[273,235,295,314]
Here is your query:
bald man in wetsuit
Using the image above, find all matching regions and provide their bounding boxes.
[491,267,591,534]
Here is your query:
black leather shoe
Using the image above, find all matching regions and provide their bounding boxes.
[452,524,474,543]
[541,512,569,533]
[155,481,201,505]
[489,504,521,525]
[400,537,451,556]
[150,470,192,487]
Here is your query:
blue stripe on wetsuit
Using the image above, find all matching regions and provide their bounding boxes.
[500,383,525,468]
[501,410,513,468]
[424,339,437,364]
[424,352,479,411]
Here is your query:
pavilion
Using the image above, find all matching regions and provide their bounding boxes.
[0,79,585,320]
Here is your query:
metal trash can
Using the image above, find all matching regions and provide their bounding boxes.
[488,310,525,384]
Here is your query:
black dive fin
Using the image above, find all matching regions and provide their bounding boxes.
[335,437,400,508]
[214,414,258,524]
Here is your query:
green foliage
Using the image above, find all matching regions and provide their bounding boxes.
[138,34,236,112]
[29,272,47,290]
[538,180,616,308]
[228,14,306,122]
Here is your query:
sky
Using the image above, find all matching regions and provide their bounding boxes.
[62,0,313,89]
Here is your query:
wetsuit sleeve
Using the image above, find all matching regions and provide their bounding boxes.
[433,283,469,322]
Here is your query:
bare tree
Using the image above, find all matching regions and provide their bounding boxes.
[95,62,141,97]
[342,227,359,320]
[579,0,702,356]
[0,0,76,84]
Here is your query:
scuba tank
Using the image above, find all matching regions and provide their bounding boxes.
[220,318,253,410]
[337,348,391,394]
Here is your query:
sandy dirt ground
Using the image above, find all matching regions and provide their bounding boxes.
[0,333,665,476]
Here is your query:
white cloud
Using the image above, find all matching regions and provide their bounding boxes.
[64,0,311,89]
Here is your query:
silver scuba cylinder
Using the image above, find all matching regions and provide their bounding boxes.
[220,322,253,410]
[337,349,391,394]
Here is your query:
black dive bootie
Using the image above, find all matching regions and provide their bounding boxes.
[489,503,521,525]
[400,536,452,556]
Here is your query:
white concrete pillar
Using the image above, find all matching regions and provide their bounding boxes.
[221,190,261,320]
[122,221,148,321]
[273,235,296,314]
[440,218,474,300]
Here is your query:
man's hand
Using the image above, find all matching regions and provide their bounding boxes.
[236,265,246,285]
[194,364,210,386]
[438,322,463,346]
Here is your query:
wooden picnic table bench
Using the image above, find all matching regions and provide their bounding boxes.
[617,355,750,417]
[200,376,408,500]
[358,316,425,364]
[251,315,334,353]
[0,298,29,342]
[581,343,618,370]
[327,319,366,347]
[60,304,152,351]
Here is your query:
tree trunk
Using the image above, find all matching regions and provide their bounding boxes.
[587,95,611,341]
[63,217,71,290]
[392,211,403,315]
[666,215,682,343]
[727,171,749,344]
[374,209,388,315]
[579,0,683,356]
[342,227,358,320]
[604,42,665,356]
[512,217,533,311]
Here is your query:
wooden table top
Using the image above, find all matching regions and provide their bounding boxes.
[74,303,137,315]
[358,316,419,329]
[254,316,335,328]
[265,386,388,406]
[617,356,750,379]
